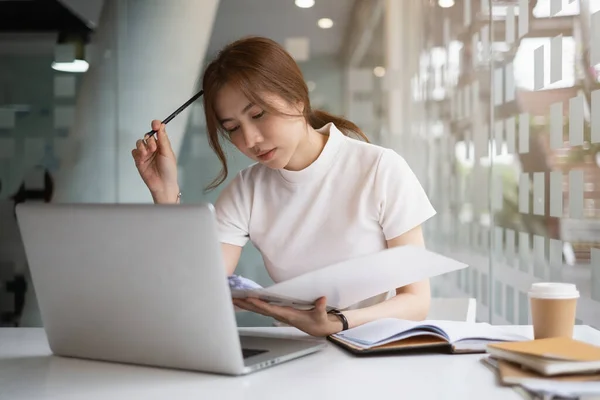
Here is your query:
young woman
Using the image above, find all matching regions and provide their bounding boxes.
[132,36,436,337]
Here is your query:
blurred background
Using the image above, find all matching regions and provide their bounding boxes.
[0,0,599,330]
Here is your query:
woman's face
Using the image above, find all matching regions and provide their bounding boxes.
[213,83,307,169]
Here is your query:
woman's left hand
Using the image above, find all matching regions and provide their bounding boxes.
[233,296,343,337]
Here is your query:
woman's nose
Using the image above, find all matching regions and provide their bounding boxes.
[242,126,263,149]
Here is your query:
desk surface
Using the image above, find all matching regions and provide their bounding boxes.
[2,325,600,400]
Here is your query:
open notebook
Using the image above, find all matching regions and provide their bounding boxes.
[328,318,529,355]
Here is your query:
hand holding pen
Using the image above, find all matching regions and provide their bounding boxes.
[131,89,204,204]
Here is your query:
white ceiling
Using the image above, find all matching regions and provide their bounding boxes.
[206,0,356,61]
[0,0,355,61]
[58,0,104,28]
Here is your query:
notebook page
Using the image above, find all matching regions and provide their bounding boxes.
[334,318,448,346]
[427,320,529,344]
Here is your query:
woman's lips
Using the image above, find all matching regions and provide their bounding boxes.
[257,148,276,161]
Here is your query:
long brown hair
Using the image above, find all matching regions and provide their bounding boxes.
[202,36,368,191]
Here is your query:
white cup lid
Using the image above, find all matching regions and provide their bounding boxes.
[528,282,579,299]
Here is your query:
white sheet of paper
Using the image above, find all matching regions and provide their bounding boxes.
[258,245,469,310]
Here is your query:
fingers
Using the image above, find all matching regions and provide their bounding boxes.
[135,138,148,158]
[147,120,174,157]
[144,133,158,153]
[248,298,298,323]
[234,299,272,318]
[131,119,167,166]
[156,123,173,155]
[314,297,327,314]
[132,135,158,166]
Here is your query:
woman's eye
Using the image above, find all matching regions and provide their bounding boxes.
[223,112,263,134]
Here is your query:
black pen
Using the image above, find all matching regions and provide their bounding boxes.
[145,89,204,138]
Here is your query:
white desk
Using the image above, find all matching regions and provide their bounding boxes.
[1,325,599,400]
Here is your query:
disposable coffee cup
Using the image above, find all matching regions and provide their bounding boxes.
[528,283,579,340]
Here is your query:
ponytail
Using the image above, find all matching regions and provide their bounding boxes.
[307,109,369,143]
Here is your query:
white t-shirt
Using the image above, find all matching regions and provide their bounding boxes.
[214,122,436,309]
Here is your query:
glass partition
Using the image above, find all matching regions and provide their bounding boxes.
[391,0,600,328]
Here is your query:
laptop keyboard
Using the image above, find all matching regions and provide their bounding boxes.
[242,348,268,359]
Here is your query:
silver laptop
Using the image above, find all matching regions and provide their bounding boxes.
[15,202,325,376]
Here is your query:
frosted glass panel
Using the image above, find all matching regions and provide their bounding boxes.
[54,75,76,98]
[592,11,600,66]
[550,171,563,218]
[569,170,583,219]
[593,90,600,143]
[550,35,562,84]
[534,45,545,90]
[550,102,563,149]
[0,109,15,129]
[533,172,545,216]
[569,95,584,146]
[519,174,530,213]
[505,117,516,154]
[519,113,529,153]
[384,0,600,329]
[519,0,529,38]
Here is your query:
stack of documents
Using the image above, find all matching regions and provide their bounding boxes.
[482,337,600,398]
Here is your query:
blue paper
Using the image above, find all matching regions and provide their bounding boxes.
[228,275,263,291]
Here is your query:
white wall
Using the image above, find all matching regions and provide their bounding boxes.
[298,55,345,116]
[53,0,220,203]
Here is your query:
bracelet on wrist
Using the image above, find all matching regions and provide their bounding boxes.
[327,309,348,331]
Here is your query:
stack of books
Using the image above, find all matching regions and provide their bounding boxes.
[482,337,600,398]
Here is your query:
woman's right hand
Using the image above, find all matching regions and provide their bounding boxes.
[131,120,180,203]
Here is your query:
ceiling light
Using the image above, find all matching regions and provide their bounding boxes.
[51,59,89,73]
[295,0,315,8]
[373,66,386,78]
[52,34,90,73]
[317,18,334,29]
[438,0,455,8]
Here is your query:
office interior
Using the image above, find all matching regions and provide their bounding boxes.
[0,0,599,331]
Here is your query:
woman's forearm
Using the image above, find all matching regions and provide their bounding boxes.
[342,280,431,329]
